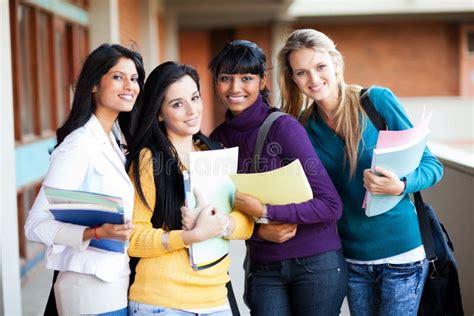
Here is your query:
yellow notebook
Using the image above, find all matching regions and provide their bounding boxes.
[229,159,313,205]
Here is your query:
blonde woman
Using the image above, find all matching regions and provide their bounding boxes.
[277,29,443,316]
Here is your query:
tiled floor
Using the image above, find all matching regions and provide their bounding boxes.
[21,265,52,316]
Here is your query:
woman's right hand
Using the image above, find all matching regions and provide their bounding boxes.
[84,220,133,242]
[257,223,297,243]
[182,206,227,245]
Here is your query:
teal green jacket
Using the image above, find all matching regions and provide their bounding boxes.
[306,86,443,260]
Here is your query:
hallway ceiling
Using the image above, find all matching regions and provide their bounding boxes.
[164,0,294,28]
[163,0,474,28]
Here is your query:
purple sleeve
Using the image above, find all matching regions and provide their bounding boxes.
[266,117,343,224]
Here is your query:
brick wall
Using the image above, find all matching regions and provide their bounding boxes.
[118,0,141,50]
[235,26,273,92]
[299,22,460,97]
[157,12,167,63]
[179,31,215,135]
[178,25,275,133]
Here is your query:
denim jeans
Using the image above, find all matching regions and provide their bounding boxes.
[246,249,347,316]
[128,301,232,316]
[347,259,429,316]
[96,307,128,316]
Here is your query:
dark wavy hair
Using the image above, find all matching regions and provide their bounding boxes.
[208,39,271,105]
[55,44,145,148]
[126,61,200,230]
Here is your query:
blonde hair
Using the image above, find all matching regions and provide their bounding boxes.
[278,29,366,177]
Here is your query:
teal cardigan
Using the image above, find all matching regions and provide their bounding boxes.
[305,86,443,260]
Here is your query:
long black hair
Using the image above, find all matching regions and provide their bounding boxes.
[55,44,145,148]
[208,39,271,105]
[126,61,200,230]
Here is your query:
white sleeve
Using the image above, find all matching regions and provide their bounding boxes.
[24,138,92,250]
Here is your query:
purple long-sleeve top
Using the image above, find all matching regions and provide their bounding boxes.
[210,95,343,264]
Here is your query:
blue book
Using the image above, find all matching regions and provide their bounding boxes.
[50,208,125,253]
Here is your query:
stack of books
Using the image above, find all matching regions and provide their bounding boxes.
[45,186,125,253]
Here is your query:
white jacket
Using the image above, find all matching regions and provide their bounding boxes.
[25,115,134,282]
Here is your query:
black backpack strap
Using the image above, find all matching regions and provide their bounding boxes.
[226,278,241,316]
[193,133,224,150]
[360,88,387,131]
[360,88,435,261]
[251,110,287,173]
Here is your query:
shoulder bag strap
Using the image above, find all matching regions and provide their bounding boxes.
[359,89,436,261]
[250,110,287,173]
[360,88,388,131]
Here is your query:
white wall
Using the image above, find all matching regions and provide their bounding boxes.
[402,97,474,145]
[0,1,22,314]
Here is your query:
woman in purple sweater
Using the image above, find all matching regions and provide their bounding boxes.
[209,40,347,316]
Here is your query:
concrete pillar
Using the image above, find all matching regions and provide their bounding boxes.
[89,0,120,49]
[139,0,159,74]
[0,1,22,314]
[270,21,292,107]
[165,10,179,61]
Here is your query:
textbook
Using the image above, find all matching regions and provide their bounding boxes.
[186,147,238,270]
[44,186,125,253]
[364,112,431,217]
[229,159,313,207]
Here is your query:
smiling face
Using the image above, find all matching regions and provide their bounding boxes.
[289,47,339,105]
[215,73,266,116]
[93,57,140,115]
[159,75,203,141]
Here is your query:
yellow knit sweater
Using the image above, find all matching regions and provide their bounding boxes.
[128,148,254,310]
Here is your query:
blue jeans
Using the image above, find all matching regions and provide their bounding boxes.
[347,259,429,316]
[128,301,232,316]
[97,307,128,316]
[246,249,347,316]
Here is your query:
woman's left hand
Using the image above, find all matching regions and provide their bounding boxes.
[234,191,263,218]
[363,167,405,195]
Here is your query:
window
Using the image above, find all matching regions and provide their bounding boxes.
[11,2,89,142]
[17,5,36,138]
[38,12,54,134]
[10,1,89,261]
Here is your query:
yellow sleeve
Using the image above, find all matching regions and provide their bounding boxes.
[227,210,254,240]
[128,149,186,258]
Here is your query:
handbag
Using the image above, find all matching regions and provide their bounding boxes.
[360,89,464,316]
[414,193,464,316]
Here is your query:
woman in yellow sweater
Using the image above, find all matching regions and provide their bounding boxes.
[126,61,254,315]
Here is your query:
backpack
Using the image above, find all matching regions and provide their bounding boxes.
[360,89,464,316]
